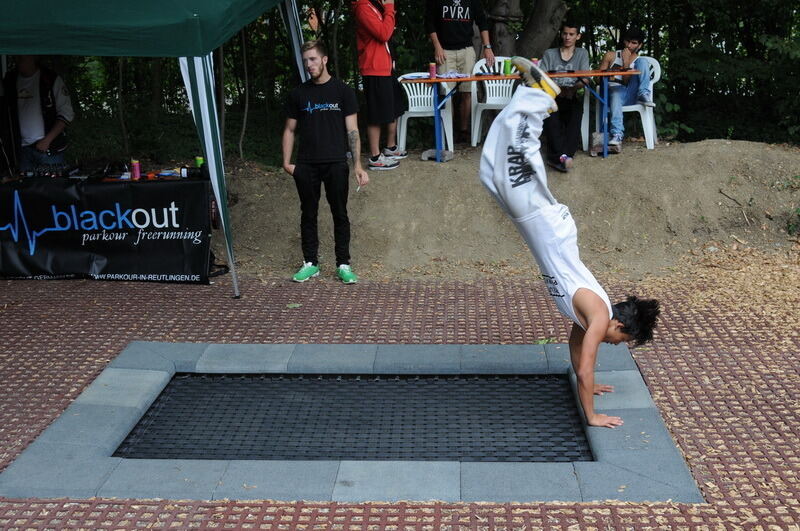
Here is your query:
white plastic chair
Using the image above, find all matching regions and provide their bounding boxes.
[470,56,517,146]
[581,55,661,150]
[396,73,454,152]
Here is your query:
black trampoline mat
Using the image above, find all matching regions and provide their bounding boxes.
[114,374,593,462]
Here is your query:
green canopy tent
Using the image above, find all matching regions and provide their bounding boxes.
[1,0,309,297]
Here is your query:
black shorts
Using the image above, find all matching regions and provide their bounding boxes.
[363,75,408,125]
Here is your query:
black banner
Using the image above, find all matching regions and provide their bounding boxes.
[0,178,211,283]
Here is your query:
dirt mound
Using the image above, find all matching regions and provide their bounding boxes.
[220,139,800,281]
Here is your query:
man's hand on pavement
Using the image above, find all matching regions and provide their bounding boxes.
[593,383,615,395]
[588,413,624,428]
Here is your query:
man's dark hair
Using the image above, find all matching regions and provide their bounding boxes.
[612,296,660,345]
[561,20,581,33]
[301,40,327,57]
[622,28,645,43]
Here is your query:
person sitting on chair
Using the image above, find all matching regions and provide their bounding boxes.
[598,28,655,147]
[540,20,590,172]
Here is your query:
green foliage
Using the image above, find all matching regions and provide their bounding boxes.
[18,0,799,169]
[774,175,800,191]
[787,208,800,236]
[653,89,693,139]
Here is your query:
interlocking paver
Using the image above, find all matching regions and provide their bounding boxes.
[0,274,798,528]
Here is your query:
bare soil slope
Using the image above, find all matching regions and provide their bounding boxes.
[221,139,799,281]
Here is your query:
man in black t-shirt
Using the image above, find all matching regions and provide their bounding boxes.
[425,0,495,142]
[283,40,369,284]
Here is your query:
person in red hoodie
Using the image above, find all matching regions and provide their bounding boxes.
[353,0,408,170]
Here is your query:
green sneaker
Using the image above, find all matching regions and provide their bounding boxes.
[337,264,358,284]
[292,261,320,282]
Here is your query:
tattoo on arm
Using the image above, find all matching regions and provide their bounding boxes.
[348,129,361,166]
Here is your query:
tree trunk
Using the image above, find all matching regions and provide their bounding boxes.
[214,46,225,149]
[116,58,130,159]
[489,0,522,58]
[516,0,567,58]
[330,0,342,77]
[238,29,250,160]
[668,0,692,116]
[149,58,163,122]
[265,13,277,113]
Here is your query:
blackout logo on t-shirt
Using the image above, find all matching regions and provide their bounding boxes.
[303,101,341,114]
[442,0,471,21]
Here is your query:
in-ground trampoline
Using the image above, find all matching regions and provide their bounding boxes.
[114,373,593,462]
[0,342,703,503]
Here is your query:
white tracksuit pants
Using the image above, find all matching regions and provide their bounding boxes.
[479,86,611,325]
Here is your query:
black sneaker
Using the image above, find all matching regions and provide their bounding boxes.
[546,159,568,173]
[638,93,655,107]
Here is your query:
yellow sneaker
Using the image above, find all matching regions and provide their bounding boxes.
[512,57,561,102]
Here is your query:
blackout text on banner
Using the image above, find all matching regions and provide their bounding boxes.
[0,179,211,283]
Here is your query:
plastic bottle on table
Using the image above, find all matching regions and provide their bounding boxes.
[131,159,141,180]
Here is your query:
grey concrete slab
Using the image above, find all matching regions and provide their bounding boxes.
[587,408,676,452]
[35,403,142,454]
[214,460,339,501]
[544,343,571,373]
[590,446,699,492]
[0,340,700,503]
[287,344,377,374]
[113,341,208,372]
[108,342,176,373]
[459,345,548,374]
[461,462,580,502]
[73,368,170,413]
[333,461,460,502]
[595,343,638,371]
[374,345,461,374]
[570,370,655,410]
[0,442,120,498]
[575,461,703,503]
[98,459,228,500]
[196,344,296,373]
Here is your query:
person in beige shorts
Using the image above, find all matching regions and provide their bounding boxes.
[425,0,495,142]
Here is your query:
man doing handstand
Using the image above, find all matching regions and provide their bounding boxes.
[479,57,660,428]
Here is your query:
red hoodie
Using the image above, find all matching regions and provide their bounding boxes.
[353,0,396,76]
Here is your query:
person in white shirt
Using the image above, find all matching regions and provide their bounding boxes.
[2,55,75,174]
[479,57,661,429]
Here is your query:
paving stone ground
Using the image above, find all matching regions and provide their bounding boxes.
[1,275,798,529]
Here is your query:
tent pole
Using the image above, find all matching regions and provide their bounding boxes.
[179,56,241,298]
[279,0,309,83]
